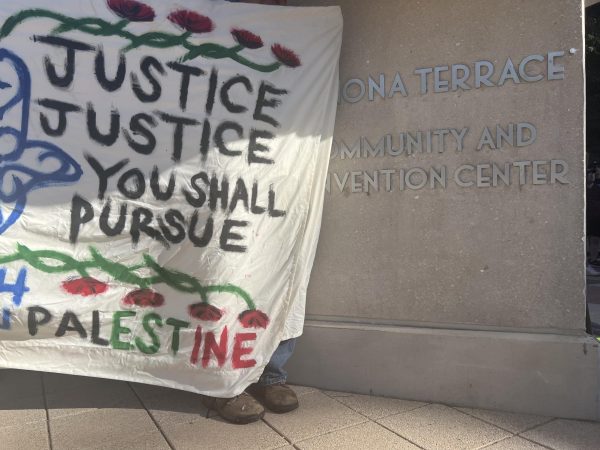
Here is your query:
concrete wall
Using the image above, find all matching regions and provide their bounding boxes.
[287,0,600,420]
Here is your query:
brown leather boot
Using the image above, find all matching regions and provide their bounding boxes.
[247,383,299,413]
[201,392,265,424]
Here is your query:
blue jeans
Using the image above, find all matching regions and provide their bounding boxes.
[258,338,296,385]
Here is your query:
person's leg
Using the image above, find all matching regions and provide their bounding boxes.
[202,339,298,422]
[258,338,296,385]
[248,338,299,413]
[201,0,293,425]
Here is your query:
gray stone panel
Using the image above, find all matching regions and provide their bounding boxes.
[287,322,600,420]
[377,404,511,449]
[522,419,600,449]
[296,421,420,449]
[263,391,367,443]
[288,0,585,332]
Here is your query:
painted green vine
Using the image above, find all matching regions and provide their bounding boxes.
[0,244,255,309]
[0,8,289,72]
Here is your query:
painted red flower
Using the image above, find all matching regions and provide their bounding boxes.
[168,10,214,33]
[271,44,301,68]
[188,303,223,321]
[238,309,270,329]
[62,277,108,296]
[231,28,263,49]
[122,289,165,307]
[107,0,155,22]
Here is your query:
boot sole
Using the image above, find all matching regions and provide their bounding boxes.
[265,402,299,414]
[227,410,266,425]
[201,395,266,424]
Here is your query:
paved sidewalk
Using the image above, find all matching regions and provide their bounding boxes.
[1,369,599,450]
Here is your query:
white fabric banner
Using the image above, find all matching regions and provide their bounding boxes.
[0,0,341,396]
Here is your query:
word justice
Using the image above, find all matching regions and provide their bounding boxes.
[34,36,287,164]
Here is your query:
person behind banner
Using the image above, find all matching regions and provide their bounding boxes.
[200,0,299,425]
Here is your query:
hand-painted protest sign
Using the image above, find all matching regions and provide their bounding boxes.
[0,0,341,396]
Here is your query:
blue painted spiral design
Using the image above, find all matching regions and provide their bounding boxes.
[0,48,82,234]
